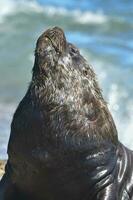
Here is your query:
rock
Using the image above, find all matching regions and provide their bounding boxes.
[0,160,6,178]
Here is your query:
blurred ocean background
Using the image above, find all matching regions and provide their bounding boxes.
[0,0,133,159]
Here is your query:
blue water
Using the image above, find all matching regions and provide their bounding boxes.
[0,0,133,159]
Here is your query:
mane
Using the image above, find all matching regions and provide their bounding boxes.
[30,48,118,148]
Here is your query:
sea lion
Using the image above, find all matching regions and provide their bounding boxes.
[0,26,133,200]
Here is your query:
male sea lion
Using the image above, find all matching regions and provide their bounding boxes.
[0,27,133,200]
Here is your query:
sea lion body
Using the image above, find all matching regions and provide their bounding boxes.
[0,27,133,199]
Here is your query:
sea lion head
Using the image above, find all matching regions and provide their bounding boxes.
[32,26,118,145]
[33,27,87,77]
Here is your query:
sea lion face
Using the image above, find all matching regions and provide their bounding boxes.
[33,27,117,144]
[34,27,92,107]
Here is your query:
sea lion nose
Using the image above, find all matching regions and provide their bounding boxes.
[44,26,67,53]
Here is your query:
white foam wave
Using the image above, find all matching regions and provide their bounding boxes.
[0,0,108,24]
[41,5,107,24]
[86,59,133,150]
[108,84,133,150]
[73,10,107,24]
[0,0,15,23]
[108,83,120,112]
[0,103,15,121]
[0,0,43,23]
[120,101,133,150]
[0,103,16,159]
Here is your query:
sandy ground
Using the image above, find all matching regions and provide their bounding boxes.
[0,160,6,178]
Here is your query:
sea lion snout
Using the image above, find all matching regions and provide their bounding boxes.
[44,26,67,53]
[36,26,67,55]
[33,27,67,74]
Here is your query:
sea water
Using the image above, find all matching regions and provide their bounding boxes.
[0,0,133,159]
